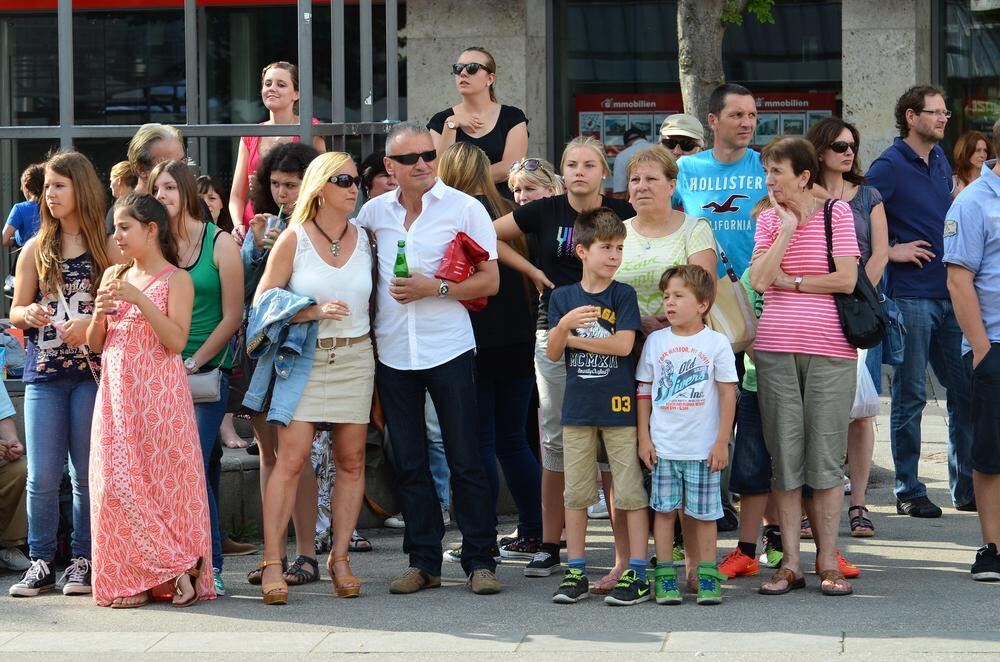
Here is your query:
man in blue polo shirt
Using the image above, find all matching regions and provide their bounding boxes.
[944,119,1000,580]
[867,85,974,518]
[674,83,766,279]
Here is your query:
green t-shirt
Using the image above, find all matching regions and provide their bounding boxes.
[739,269,764,392]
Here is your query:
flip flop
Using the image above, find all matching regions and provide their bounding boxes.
[759,567,806,595]
[589,572,620,595]
[223,437,248,449]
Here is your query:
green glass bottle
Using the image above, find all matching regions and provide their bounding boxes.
[393,239,409,278]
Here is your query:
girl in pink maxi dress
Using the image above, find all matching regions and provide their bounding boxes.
[88,193,214,608]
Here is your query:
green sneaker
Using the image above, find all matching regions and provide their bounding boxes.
[672,544,686,567]
[213,568,226,596]
[653,565,682,605]
[696,562,725,605]
[759,528,784,569]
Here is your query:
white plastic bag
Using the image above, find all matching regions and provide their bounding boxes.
[850,349,879,420]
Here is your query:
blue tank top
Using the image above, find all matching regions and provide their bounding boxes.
[23,252,99,383]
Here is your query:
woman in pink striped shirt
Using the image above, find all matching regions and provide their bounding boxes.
[748,137,859,598]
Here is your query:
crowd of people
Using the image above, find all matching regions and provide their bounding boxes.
[1,47,999,611]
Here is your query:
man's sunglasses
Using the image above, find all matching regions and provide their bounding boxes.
[329,174,362,188]
[509,158,543,174]
[452,62,491,76]
[386,150,437,166]
[829,141,857,154]
[661,137,699,152]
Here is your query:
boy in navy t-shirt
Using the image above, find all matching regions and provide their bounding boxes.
[547,207,649,606]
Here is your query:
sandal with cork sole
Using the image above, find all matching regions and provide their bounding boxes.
[110,591,151,609]
[327,555,361,598]
[259,559,289,606]
[172,558,203,608]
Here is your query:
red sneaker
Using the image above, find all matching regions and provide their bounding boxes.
[718,548,759,579]
[816,550,860,579]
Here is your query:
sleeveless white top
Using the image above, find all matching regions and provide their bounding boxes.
[287,221,372,339]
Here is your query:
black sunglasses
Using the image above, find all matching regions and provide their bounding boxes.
[661,137,699,152]
[829,141,857,154]
[329,174,362,188]
[509,158,543,174]
[451,62,491,76]
[387,150,437,166]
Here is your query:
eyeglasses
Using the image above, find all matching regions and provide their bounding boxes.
[661,137,699,152]
[919,109,952,119]
[451,62,491,76]
[329,174,362,188]
[509,158,543,174]
[386,150,437,166]
[829,141,857,154]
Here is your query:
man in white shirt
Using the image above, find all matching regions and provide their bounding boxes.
[356,123,501,595]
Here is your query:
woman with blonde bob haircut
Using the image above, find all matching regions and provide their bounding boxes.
[492,135,635,580]
[252,152,374,605]
[507,157,563,206]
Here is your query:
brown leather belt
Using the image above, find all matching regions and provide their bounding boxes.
[317,335,367,349]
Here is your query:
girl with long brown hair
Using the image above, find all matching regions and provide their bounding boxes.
[8,151,112,598]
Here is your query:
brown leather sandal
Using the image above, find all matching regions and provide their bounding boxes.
[259,559,289,606]
[327,554,361,598]
[819,569,853,596]
[758,567,806,595]
[172,558,203,608]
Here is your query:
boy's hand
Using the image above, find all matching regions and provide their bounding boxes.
[637,438,657,471]
[707,439,729,473]
[559,305,600,332]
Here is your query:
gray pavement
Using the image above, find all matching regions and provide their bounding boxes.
[2,388,998,660]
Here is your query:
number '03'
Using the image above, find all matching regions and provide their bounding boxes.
[611,396,631,413]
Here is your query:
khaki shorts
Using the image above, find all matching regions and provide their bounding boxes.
[563,425,648,511]
[755,351,856,491]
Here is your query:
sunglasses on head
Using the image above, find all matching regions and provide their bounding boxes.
[661,137,699,152]
[509,158,543,174]
[329,174,362,188]
[829,141,857,154]
[452,62,491,76]
[386,150,437,166]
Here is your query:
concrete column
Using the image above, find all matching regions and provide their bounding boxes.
[404,0,548,157]
[841,0,932,169]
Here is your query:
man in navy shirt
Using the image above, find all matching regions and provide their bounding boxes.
[867,85,975,518]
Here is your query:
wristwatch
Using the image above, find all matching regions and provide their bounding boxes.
[794,276,803,292]
[446,120,457,130]
[184,357,198,372]
[437,280,450,298]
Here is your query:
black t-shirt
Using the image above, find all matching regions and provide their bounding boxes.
[427,105,528,199]
[548,281,641,427]
[513,194,635,329]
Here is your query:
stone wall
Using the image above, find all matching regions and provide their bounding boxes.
[404,0,548,157]
[842,0,933,169]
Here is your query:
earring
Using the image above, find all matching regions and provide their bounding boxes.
[318,196,324,208]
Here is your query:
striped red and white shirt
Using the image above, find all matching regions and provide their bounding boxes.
[753,201,860,360]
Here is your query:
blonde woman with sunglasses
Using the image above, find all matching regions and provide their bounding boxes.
[428,46,528,198]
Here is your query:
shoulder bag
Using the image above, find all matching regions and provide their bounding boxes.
[822,199,886,349]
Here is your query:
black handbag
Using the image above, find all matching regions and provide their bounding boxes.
[823,199,887,349]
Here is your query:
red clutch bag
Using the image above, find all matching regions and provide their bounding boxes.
[434,232,490,312]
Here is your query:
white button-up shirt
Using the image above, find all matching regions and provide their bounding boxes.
[356,178,498,370]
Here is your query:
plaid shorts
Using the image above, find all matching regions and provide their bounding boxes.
[649,458,723,521]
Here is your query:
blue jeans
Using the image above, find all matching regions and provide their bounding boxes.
[24,376,97,561]
[193,371,230,572]
[890,297,974,505]
[378,351,498,576]
[424,394,450,508]
[477,374,541,539]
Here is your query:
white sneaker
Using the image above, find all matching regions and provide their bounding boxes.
[442,505,451,527]
[587,489,610,519]
[384,514,405,529]
[0,547,31,572]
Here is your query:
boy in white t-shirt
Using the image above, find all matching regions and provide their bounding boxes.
[636,264,738,605]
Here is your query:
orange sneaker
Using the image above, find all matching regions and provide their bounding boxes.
[815,550,860,579]
[718,548,759,579]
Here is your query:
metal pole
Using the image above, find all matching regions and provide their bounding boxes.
[331,0,346,151]
[297,0,313,146]
[385,0,398,122]
[57,0,73,150]
[184,0,199,168]
[360,0,374,156]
